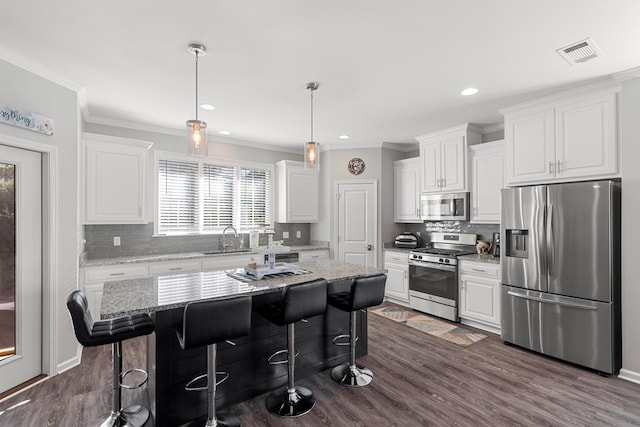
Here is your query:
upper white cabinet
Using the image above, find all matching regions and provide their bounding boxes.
[275,160,319,223]
[502,85,619,186]
[469,140,505,224]
[394,157,422,222]
[416,123,482,193]
[83,133,153,224]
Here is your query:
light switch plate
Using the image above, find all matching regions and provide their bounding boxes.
[296,231,301,238]
[282,231,289,238]
[113,236,121,246]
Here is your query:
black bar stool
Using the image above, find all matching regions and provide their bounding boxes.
[66,290,155,427]
[175,296,252,427]
[259,279,328,418]
[328,273,386,387]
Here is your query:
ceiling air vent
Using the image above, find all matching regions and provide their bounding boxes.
[556,38,602,65]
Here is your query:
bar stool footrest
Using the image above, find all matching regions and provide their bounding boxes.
[119,368,148,390]
[331,334,358,347]
[267,348,300,365]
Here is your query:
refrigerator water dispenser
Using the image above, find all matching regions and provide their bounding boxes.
[505,229,528,258]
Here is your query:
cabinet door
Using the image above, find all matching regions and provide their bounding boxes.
[83,135,152,224]
[276,161,319,223]
[459,274,501,327]
[470,142,505,223]
[440,136,466,191]
[555,93,617,180]
[394,159,421,222]
[505,109,555,185]
[420,141,441,193]
[384,262,409,302]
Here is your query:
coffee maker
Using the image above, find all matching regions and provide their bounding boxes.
[491,232,501,257]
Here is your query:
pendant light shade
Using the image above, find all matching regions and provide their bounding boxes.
[304,82,320,171]
[186,44,208,157]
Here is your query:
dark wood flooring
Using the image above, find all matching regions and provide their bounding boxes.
[2,304,640,426]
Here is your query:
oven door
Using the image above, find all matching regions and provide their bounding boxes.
[408,260,458,304]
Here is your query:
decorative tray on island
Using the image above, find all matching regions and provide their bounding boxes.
[244,262,298,280]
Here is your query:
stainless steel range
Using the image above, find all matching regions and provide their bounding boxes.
[408,232,477,322]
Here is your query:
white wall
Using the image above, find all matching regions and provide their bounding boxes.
[0,58,79,372]
[619,76,640,380]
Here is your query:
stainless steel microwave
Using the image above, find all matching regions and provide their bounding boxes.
[420,192,470,221]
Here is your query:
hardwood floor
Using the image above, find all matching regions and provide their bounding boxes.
[2,305,640,426]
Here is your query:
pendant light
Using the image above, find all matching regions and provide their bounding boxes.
[304,82,320,171]
[186,43,208,157]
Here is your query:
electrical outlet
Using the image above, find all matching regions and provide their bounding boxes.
[296,231,301,238]
[113,236,121,246]
[282,231,289,238]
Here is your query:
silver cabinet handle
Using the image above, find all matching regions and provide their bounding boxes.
[441,178,446,188]
[169,267,182,271]
[109,272,125,276]
[471,268,487,273]
[549,161,554,175]
[557,160,561,173]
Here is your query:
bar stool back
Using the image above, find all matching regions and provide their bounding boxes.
[176,296,252,427]
[67,290,155,427]
[328,273,386,387]
[259,279,328,418]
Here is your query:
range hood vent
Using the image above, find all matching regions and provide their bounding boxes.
[556,38,602,65]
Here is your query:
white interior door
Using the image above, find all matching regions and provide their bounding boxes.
[336,181,377,267]
[0,144,42,393]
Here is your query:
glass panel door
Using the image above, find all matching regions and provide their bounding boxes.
[0,162,15,361]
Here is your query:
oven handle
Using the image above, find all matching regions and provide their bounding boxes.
[409,260,456,273]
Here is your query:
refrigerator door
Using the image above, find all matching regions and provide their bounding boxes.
[501,186,547,292]
[501,286,618,374]
[546,180,616,302]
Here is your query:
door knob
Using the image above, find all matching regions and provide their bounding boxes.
[367,244,373,251]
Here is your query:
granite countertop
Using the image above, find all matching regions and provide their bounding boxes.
[458,254,501,264]
[100,259,382,319]
[82,245,329,268]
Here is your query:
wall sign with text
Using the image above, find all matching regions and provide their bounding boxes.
[0,104,54,135]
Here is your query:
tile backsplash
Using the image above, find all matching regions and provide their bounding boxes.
[84,222,311,259]
[396,221,500,244]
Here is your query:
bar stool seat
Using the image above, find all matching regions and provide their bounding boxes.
[176,296,252,427]
[67,290,155,427]
[259,279,328,418]
[328,273,386,387]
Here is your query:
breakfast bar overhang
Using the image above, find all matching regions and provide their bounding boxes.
[100,259,384,426]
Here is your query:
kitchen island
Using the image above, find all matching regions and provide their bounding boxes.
[101,259,384,426]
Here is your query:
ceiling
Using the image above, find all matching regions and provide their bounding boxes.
[1,1,639,151]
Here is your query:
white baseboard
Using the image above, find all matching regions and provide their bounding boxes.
[618,368,640,384]
[56,344,82,374]
[383,296,410,308]
[460,318,501,336]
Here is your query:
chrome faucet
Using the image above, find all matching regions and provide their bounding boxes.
[222,225,238,252]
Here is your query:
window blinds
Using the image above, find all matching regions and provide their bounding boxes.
[158,158,272,234]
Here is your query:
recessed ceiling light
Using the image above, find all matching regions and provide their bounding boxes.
[200,103,215,110]
[461,88,478,96]
[219,130,231,135]
[338,134,350,140]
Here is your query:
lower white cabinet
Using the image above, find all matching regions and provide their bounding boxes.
[82,264,149,319]
[149,259,202,276]
[299,249,330,262]
[384,251,409,306]
[459,260,501,334]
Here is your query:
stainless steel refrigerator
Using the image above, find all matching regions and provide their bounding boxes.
[501,180,621,374]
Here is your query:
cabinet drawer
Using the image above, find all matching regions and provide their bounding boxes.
[149,260,202,276]
[299,249,329,261]
[84,264,149,283]
[459,261,500,278]
[384,251,408,265]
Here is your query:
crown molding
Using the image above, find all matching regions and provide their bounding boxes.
[0,46,83,93]
[611,65,640,82]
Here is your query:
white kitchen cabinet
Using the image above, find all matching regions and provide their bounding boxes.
[394,157,422,222]
[275,160,319,223]
[459,260,501,334]
[149,259,203,276]
[417,123,482,193]
[384,251,409,306]
[83,133,153,224]
[299,249,330,261]
[469,140,505,223]
[82,263,150,318]
[502,85,618,186]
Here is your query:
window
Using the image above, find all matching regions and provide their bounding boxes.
[156,154,272,235]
